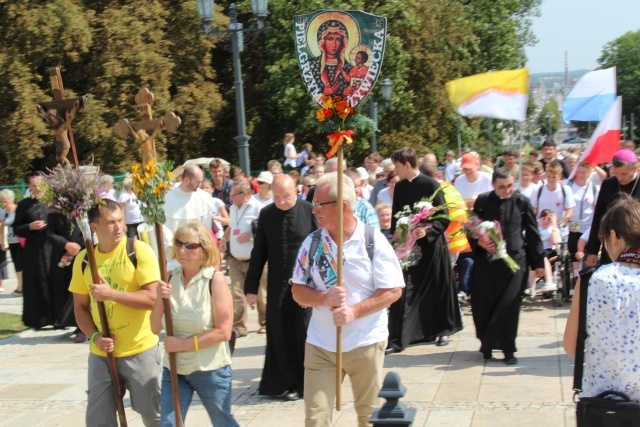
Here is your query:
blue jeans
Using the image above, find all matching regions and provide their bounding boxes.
[160,365,238,427]
[458,257,475,294]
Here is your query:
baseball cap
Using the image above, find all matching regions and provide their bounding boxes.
[461,153,478,170]
[255,171,273,185]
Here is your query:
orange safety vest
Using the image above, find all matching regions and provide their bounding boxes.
[440,182,471,253]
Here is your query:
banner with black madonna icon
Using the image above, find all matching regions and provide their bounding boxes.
[294,10,387,109]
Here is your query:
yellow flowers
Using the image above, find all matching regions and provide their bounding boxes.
[129,160,174,224]
[315,95,355,125]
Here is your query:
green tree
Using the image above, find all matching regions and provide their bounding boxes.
[538,99,560,137]
[598,29,640,118]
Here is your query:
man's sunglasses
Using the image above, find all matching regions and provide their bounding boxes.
[175,240,201,250]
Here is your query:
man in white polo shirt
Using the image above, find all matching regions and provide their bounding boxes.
[219,180,262,337]
[291,172,404,427]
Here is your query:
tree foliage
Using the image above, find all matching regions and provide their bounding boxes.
[0,0,539,183]
[537,99,560,137]
[598,29,640,119]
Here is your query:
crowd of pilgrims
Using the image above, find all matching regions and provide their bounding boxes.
[0,133,636,424]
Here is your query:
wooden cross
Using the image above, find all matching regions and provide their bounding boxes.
[114,88,181,167]
[36,68,88,168]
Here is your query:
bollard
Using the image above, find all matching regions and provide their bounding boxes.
[369,371,416,426]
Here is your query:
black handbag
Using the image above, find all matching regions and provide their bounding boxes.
[573,267,640,426]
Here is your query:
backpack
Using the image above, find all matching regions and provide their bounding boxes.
[82,237,137,274]
[536,184,567,210]
[303,224,375,285]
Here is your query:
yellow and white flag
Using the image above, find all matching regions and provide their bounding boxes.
[445,68,529,122]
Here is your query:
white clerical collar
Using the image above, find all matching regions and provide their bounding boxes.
[407,170,420,182]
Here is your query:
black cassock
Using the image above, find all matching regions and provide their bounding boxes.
[13,198,82,329]
[471,191,544,354]
[389,173,462,350]
[244,201,317,396]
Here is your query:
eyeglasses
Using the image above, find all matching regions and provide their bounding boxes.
[230,191,245,197]
[175,240,202,250]
[312,200,337,208]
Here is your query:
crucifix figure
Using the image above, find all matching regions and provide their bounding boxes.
[36,68,88,167]
[114,88,181,167]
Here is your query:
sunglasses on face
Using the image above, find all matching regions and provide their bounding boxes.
[175,240,201,250]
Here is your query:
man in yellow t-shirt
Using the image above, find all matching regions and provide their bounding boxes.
[69,199,161,427]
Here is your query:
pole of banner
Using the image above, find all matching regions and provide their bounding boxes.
[86,245,128,427]
[335,147,344,411]
[518,121,525,169]
[457,115,462,158]
[50,67,127,426]
[153,222,182,427]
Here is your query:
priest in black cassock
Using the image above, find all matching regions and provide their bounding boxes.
[13,173,83,330]
[244,175,317,400]
[585,149,640,267]
[471,168,544,364]
[387,147,462,353]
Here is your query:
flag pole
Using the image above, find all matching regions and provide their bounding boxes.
[335,147,344,411]
[457,115,462,158]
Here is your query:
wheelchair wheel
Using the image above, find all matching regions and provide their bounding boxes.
[562,253,573,302]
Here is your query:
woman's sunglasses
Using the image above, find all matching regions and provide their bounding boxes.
[175,240,201,250]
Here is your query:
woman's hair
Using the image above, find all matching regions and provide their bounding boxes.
[121,175,134,192]
[375,203,391,215]
[385,170,398,183]
[172,221,219,268]
[284,133,295,144]
[598,194,640,250]
[0,188,16,202]
[539,209,552,218]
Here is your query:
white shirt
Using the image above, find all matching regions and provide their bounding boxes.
[210,197,225,239]
[283,143,297,168]
[228,197,262,259]
[453,171,492,200]
[291,220,405,352]
[376,188,392,206]
[566,180,599,233]
[163,187,215,234]
[530,184,575,220]
[444,160,460,182]
[118,191,143,224]
[538,226,555,250]
[252,193,274,207]
[515,182,540,201]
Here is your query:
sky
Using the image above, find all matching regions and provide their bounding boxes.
[524,0,640,74]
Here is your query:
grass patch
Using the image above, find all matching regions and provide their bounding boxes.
[0,312,27,340]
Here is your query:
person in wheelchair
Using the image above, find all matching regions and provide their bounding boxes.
[526,209,562,295]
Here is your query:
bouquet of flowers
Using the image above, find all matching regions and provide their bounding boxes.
[463,216,520,272]
[38,163,110,239]
[315,95,374,158]
[130,160,173,224]
[392,188,450,269]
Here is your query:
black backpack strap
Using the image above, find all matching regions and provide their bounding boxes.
[127,237,137,269]
[364,223,375,262]
[82,237,137,274]
[573,266,597,393]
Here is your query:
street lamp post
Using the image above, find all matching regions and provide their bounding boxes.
[369,78,393,153]
[197,0,269,175]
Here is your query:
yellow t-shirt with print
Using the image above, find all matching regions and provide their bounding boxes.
[69,238,160,357]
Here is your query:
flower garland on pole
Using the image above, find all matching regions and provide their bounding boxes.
[39,163,129,426]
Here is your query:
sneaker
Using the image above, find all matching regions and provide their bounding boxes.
[540,283,557,292]
[457,291,468,301]
[523,288,534,296]
[0,287,4,292]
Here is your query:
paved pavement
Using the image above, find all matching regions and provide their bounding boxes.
[0,260,578,426]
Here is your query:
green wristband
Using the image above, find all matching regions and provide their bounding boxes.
[90,331,100,346]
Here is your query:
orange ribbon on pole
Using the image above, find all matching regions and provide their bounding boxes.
[326,129,355,158]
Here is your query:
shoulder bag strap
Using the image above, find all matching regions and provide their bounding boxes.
[573,266,597,393]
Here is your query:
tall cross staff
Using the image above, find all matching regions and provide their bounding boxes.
[37,68,128,426]
[335,147,344,411]
[115,87,182,427]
